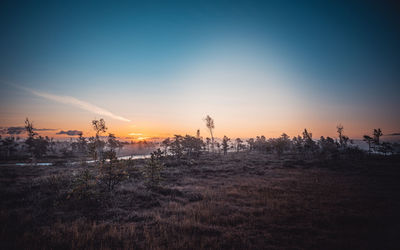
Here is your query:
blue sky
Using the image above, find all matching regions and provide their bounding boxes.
[0,0,399,138]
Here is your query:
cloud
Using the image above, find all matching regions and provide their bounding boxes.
[34,128,57,131]
[57,130,83,136]
[387,133,400,136]
[0,126,56,135]
[22,86,130,122]
[5,126,25,135]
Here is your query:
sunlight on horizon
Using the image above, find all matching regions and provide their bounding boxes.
[0,1,399,140]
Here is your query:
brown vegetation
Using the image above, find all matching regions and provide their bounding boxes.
[1,152,400,249]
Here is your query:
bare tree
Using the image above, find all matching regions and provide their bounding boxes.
[90,118,107,162]
[92,118,107,137]
[373,128,383,145]
[204,115,215,152]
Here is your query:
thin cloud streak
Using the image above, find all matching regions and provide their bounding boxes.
[25,87,131,122]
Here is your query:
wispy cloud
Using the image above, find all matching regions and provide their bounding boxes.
[386,133,400,136]
[23,87,130,122]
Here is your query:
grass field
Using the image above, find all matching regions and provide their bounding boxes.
[1,153,400,249]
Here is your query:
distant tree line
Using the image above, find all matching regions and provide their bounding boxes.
[1,116,399,162]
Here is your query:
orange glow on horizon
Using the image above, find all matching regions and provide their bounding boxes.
[1,115,399,141]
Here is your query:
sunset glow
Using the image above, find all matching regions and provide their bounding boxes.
[0,1,399,140]
[1,2,400,249]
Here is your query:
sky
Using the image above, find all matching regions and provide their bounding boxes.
[0,0,399,140]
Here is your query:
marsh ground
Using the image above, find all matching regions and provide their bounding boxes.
[1,153,400,249]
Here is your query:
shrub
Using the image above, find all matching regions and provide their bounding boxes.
[143,150,164,189]
[68,169,97,200]
[98,153,129,192]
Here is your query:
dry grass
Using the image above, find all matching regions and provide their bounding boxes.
[1,153,400,249]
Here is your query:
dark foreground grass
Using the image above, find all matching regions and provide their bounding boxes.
[1,153,400,249]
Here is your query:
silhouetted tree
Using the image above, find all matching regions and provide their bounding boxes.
[319,136,339,159]
[302,129,317,155]
[378,142,393,156]
[161,137,171,155]
[235,138,243,152]
[273,133,291,156]
[24,118,48,161]
[71,133,88,158]
[254,136,270,153]
[373,128,383,145]
[363,135,373,154]
[32,136,49,159]
[170,135,184,159]
[107,133,122,154]
[204,115,215,152]
[292,136,304,154]
[222,136,230,155]
[47,137,56,154]
[88,118,107,162]
[0,136,18,160]
[337,124,344,147]
[25,118,37,162]
[77,133,88,156]
[336,124,351,148]
[182,135,204,157]
[92,119,107,136]
[246,138,255,151]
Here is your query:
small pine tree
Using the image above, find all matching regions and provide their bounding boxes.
[98,133,128,191]
[143,149,164,189]
[69,169,96,200]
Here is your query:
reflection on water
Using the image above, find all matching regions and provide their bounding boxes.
[8,154,151,166]
[15,163,53,166]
